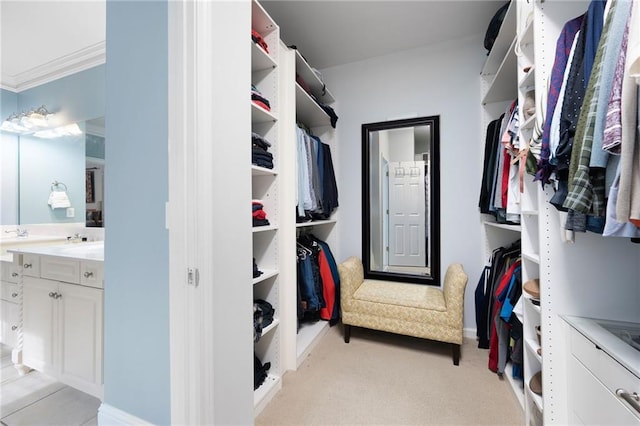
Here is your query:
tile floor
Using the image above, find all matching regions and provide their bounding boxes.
[0,345,100,426]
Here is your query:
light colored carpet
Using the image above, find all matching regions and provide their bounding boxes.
[256,323,525,425]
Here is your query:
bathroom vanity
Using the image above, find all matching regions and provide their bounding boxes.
[6,241,104,399]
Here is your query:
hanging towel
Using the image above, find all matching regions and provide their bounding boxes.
[48,190,71,209]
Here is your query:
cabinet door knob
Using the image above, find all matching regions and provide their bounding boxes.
[11,292,18,298]
[24,263,32,268]
[84,271,94,278]
[11,325,17,331]
[55,293,62,299]
[11,272,18,277]
[49,292,56,298]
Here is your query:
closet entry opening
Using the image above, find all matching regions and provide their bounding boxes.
[362,115,441,285]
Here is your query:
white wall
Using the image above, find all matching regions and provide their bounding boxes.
[322,35,488,332]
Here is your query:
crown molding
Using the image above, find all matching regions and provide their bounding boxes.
[0,41,105,93]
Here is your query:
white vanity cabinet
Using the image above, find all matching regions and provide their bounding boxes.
[17,250,104,399]
[0,260,21,348]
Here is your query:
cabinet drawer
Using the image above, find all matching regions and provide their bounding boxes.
[570,327,640,422]
[0,281,20,302]
[22,254,40,277]
[40,257,80,284]
[80,261,103,289]
[1,261,21,283]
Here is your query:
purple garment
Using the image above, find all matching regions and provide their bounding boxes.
[536,15,584,184]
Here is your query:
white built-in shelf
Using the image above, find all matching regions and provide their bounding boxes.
[251,165,278,176]
[504,362,525,409]
[295,218,337,228]
[251,1,277,39]
[481,2,517,76]
[252,43,277,72]
[526,296,541,314]
[261,318,280,337]
[482,37,517,105]
[253,269,278,285]
[252,102,278,124]
[294,50,335,103]
[254,374,281,412]
[522,252,540,264]
[521,209,539,216]
[484,221,521,232]
[295,83,331,128]
[518,65,535,89]
[525,337,543,364]
[252,224,278,233]
[526,386,543,412]
[296,320,329,368]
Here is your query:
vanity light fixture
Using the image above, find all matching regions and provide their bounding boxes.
[33,123,82,139]
[0,105,56,134]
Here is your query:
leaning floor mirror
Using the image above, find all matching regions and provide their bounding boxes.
[362,115,440,285]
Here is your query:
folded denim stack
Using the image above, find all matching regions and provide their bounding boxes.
[252,199,270,227]
[254,353,270,390]
[252,132,274,169]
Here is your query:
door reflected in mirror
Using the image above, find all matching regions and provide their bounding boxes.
[362,116,440,285]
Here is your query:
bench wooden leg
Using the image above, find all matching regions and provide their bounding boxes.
[344,324,351,343]
[452,344,460,366]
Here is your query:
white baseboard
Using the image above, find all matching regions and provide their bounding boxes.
[463,327,478,340]
[98,403,154,425]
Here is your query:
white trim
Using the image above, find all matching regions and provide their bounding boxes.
[463,327,477,340]
[98,403,155,425]
[0,42,106,93]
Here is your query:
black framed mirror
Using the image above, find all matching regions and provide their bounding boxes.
[362,115,440,285]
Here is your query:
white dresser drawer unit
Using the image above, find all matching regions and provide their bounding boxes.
[21,254,41,277]
[40,257,80,284]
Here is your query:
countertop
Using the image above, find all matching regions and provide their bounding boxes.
[7,241,104,262]
[563,315,640,379]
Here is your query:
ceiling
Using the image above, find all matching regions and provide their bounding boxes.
[0,1,503,90]
[0,1,106,91]
[261,1,505,69]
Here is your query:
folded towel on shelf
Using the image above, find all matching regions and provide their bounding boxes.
[48,190,71,209]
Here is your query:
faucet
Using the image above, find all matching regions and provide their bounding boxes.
[4,227,28,237]
[67,233,87,242]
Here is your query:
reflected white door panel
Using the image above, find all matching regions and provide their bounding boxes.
[388,161,425,267]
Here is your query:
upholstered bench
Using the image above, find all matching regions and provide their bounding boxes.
[338,256,468,365]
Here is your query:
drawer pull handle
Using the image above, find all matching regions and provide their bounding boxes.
[11,272,18,277]
[24,263,32,268]
[616,389,640,414]
[11,326,17,331]
[84,271,94,278]
[11,293,18,298]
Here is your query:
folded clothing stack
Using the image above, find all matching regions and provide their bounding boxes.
[251,28,269,53]
[252,200,270,227]
[252,132,274,169]
[254,353,270,390]
[251,85,271,111]
[253,298,275,343]
[253,257,263,278]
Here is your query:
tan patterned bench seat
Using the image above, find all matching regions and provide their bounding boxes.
[338,256,468,365]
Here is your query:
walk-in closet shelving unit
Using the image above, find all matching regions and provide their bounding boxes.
[251,0,283,414]
[279,45,339,370]
[480,0,525,409]
[524,1,640,424]
[514,1,542,424]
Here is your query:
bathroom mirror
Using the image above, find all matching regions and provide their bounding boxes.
[362,115,440,285]
[0,116,105,227]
